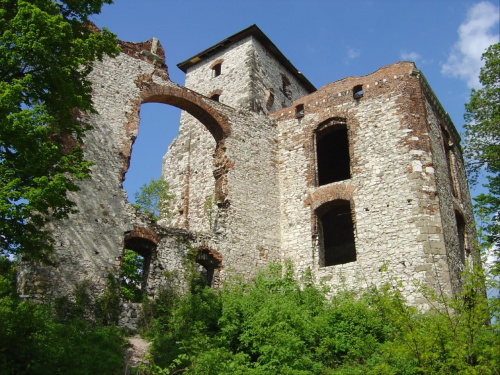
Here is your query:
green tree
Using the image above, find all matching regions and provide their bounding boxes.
[0,0,119,261]
[463,42,500,272]
[134,177,173,220]
[120,248,145,302]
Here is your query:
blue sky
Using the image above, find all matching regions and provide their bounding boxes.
[91,0,499,201]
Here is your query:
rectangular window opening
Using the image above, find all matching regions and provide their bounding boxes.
[295,104,304,118]
[212,63,222,77]
[317,127,350,185]
[318,201,356,267]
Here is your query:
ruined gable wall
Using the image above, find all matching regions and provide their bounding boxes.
[19,50,167,297]
[18,41,238,298]
[272,62,454,304]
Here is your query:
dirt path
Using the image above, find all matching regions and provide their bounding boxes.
[124,334,151,373]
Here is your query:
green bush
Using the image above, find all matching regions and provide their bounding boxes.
[142,262,499,375]
[0,257,125,374]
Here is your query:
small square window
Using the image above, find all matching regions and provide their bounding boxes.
[295,104,304,118]
[353,85,363,100]
[212,63,222,77]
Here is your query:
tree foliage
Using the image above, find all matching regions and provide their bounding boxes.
[134,177,173,220]
[0,0,119,261]
[121,248,146,302]
[463,42,500,268]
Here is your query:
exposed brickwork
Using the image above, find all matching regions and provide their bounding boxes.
[125,227,161,245]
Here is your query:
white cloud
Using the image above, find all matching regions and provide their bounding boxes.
[346,47,360,60]
[442,1,500,88]
[400,51,421,62]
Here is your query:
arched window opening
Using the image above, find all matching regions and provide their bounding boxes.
[123,103,181,213]
[121,237,156,302]
[130,86,231,231]
[316,123,350,186]
[455,210,467,263]
[195,249,220,287]
[317,200,356,267]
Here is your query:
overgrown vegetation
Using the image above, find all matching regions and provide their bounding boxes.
[135,262,499,374]
[0,257,125,374]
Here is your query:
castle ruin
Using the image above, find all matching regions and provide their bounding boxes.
[19,25,478,324]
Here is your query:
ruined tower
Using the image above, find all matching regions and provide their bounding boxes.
[19,25,477,317]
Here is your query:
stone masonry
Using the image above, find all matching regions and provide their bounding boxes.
[19,25,478,314]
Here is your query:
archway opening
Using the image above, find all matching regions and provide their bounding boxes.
[195,248,221,287]
[121,237,156,302]
[123,103,181,216]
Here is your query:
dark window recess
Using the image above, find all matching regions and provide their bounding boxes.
[265,88,275,111]
[353,85,363,99]
[455,211,467,263]
[317,127,350,185]
[318,200,356,267]
[212,63,222,77]
[295,104,304,118]
[196,249,219,287]
[210,94,220,102]
[281,74,292,100]
[123,237,156,292]
[442,128,459,198]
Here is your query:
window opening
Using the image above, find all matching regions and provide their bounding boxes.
[281,74,292,100]
[295,104,304,118]
[455,211,467,263]
[442,128,460,199]
[353,85,363,100]
[195,249,219,287]
[317,200,356,267]
[265,88,275,111]
[210,94,220,102]
[212,63,222,77]
[316,124,350,185]
[121,238,156,302]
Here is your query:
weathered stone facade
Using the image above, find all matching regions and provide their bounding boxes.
[19,25,477,314]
